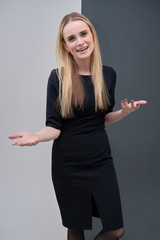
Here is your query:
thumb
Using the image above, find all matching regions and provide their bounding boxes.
[8,132,25,139]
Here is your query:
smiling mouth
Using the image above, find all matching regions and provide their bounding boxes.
[76,46,89,52]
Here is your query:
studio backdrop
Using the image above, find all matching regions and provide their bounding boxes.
[0,1,159,240]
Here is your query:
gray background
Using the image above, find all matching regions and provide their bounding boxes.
[0,1,81,239]
[82,0,160,240]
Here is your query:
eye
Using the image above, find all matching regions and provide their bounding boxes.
[68,36,75,42]
[81,31,87,37]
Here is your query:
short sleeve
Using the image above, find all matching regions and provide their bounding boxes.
[108,69,116,112]
[45,69,62,130]
[103,67,116,113]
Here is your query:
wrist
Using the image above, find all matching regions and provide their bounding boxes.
[121,108,130,117]
[35,132,41,143]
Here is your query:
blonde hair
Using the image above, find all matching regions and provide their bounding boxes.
[56,12,109,118]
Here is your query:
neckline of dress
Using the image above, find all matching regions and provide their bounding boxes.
[79,74,91,77]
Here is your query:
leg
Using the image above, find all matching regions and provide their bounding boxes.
[67,228,85,240]
[94,227,124,240]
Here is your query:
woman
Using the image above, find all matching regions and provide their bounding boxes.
[9,12,147,240]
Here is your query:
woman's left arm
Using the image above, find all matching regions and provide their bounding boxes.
[105,99,147,126]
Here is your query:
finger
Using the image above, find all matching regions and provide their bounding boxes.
[121,100,126,110]
[136,104,140,109]
[129,100,136,112]
[17,144,25,147]
[17,142,26,146]
[13,140,27,146]
[124,98,128,105]
[8,133,24,139]
[121,100,124,107]
[17,141,37,147]
[131,100,134,108]
[124,98,131,109]
[125,99,132,112]
[12,140,20,146]
[135,100,147,105]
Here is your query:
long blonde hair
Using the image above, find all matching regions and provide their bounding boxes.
[56,12,109,118]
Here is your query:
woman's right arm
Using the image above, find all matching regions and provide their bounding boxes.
[9,126,61,146]
[9,70,62,147]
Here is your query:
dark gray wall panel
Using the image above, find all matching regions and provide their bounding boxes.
[82,1,160,239]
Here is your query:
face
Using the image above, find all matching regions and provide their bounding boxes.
[63,20,94,63]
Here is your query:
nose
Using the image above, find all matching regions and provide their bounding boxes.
[76,36,84,46]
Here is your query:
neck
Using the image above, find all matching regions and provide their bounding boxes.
[76,58,91,75]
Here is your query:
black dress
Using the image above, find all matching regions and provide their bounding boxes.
[46,66,123,231]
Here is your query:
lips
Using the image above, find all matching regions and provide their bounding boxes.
[76,46,89,52]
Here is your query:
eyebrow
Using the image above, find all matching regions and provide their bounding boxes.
[66,29,88,40]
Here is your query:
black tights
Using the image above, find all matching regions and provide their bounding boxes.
[67,229,85,240]
[67,227,124,240]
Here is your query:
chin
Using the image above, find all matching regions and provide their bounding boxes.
[77,53,92,60]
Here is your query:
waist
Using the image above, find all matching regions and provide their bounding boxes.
[52,130,112,167]
[60,116,106,137]
[53,129,111,155]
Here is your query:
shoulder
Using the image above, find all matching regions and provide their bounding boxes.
[48,69,59,82]
[103,65,116,78]
[102,65,116,88]
[47,69,59,90]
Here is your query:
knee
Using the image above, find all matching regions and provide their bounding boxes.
[104,227,124,239]
[114,227,124,239]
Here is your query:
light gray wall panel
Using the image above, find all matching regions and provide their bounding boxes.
[0,1,81,239]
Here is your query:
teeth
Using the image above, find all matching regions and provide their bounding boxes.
[77,46,88,52]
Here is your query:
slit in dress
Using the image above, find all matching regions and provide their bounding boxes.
[91,193,100,218]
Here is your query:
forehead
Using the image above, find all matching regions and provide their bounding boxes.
[63,20,90,38]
